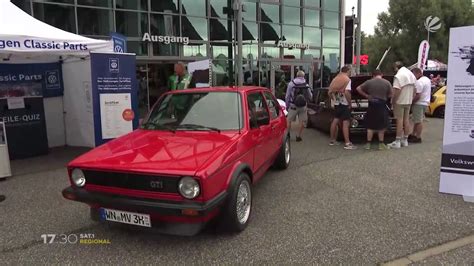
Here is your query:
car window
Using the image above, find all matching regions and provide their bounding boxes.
[142,92,243,131]
[263,91,280,119]
[247,92,270,128]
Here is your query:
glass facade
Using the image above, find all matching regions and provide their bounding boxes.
[13,0,343,117]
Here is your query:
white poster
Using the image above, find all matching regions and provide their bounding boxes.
[188,59,211,87]
[439,26,474,202]
[99,93,133,139]
[7,97,25,109]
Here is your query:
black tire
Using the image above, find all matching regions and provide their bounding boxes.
[219,173,252,233]
[273,135,291,169]
[434,106,445,118]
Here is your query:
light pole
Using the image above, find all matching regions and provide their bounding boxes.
[355,0,362,74]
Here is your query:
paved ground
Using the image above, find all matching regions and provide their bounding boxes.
[0,118,473,264]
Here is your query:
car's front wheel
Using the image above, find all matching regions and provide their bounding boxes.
[273,135,291,169]
[219,173,252,233]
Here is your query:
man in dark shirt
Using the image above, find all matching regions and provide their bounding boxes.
[356,70,393,150]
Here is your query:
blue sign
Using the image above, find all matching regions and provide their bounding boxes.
[111,32,127,53]
[0,62,64,98]
[90,53,138,146]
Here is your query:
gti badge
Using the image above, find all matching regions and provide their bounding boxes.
[150,180,163,189]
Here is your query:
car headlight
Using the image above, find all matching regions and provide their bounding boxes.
[178,177,200,199]
[71,169,86,187]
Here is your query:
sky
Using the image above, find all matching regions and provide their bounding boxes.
[344,0,390,35]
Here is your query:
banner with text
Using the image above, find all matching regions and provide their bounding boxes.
[417,40,430,70]
[0,62,64,98]
[439,26,474,200]
[0,97,48,159]
[90,53,138,146]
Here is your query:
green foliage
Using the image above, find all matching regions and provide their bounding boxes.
[363,0,474,74]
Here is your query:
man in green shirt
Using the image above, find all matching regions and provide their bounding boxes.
[168,62,194,121]
[169,62,193,91]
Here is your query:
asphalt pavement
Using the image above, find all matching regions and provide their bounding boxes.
[0,118,473,264]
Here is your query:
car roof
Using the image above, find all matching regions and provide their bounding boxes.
[166,86,268,94]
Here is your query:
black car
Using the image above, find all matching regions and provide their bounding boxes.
[307,75,397,139]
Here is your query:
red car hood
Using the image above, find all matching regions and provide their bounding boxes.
[69,129,239,176]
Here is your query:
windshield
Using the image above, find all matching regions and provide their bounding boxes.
[142,91,243,131]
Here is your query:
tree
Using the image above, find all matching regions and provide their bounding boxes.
[363,0,474,74]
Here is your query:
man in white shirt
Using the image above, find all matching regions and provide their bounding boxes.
[409,67,431,143]
[389,61,417,149]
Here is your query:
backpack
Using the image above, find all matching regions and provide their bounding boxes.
[292,81,310,107]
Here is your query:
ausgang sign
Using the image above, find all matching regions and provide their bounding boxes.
[277,42,309,50]
[141,33,189,45]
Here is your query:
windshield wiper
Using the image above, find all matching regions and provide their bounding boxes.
[176,124,221,133]
[141,122,176,132]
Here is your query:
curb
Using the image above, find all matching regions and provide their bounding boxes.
[381,234,474,266]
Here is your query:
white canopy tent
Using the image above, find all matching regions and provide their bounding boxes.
[409,59,448,71]
[0,0,114,151]
[0,0,112,60]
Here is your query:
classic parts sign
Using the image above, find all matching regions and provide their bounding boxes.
[0,38,89,51]
[439,26,474,202]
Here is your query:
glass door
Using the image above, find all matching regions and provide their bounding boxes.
[270,61,315,100]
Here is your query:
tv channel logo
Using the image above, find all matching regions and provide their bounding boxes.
[109,58,120,73]
[45,70,60,89]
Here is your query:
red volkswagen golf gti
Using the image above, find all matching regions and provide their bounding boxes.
[63,87,291,236]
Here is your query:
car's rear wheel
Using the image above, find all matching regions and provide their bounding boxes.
[434,106,445,118]
[219,173,252,233]
[273,135,291,169]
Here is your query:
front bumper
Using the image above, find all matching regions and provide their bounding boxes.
[62,187,227,236]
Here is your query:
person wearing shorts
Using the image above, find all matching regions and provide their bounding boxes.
[409,68,431,143]
[356,70,393,150]
[389,61,417,149]
[329,66,356,150]
[285,71,312,142]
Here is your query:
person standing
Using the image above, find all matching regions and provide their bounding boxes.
[328,65,356,150]
[356,70,393,150]
[276,74,288,100]
[168,62,193,91]
[168,62,194,121]
[388,61,417,149]
[409,67,431,143]
[285,70,313,142]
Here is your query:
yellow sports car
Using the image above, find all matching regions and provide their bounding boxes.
[427,86,446,118]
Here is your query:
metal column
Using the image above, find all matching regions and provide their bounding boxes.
[233,0,243,86]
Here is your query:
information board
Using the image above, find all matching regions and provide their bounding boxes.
[439,26,474,202]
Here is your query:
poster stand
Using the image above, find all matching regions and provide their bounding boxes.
[0,122,12,179]
[439,26,474,203]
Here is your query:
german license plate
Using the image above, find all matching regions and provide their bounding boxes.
[100,208,151,227]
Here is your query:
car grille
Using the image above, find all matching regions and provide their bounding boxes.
[83,170,179,194]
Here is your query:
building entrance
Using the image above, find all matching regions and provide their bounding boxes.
[136,62,177,119]
[269,60,317,100]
